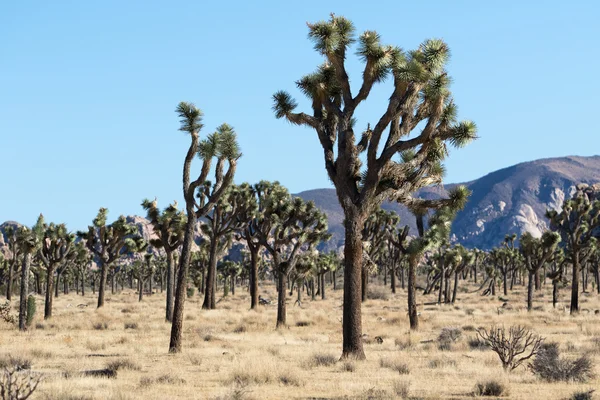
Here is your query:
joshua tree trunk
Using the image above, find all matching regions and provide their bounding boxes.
[276,267,287,328]
[44,265,55,319]
[408,256,418,330]
[97,261,109,308]
[230,273,235,295]
[55,270,61,298]
[438,270,444,305]
[332,270,337,291]
[527,271,534,311]
[503,268,508,296]
[390,261,396,294]
[138,277,144,302]
[570,253,580,314]
[311,278,316,301]
[18,253,31,331]
[169,208,197,353]
[341,214,365,359]
[7,262,14,301]
[451,270,459,304]
[166,251,175,322]
[552,280,559,308]
[321,272,326,300]
[202,238,218,310]
[361,268,367,302]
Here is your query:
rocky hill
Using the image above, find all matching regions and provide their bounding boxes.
[296,156,600,250]
[3,156,600,255]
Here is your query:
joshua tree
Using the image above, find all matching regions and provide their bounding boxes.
[16,217,44,331]
[35,219,75,319]
[169,102,241,353]
[141,198,186,321]
[77,208,144,308]
[519,231,561,311]
[69,242,91,296]
[546,195,600,314]
[255,194,331,328]
[202,185,252,309]
[273,15,476,358]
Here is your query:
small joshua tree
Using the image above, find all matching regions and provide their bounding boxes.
[477,325,544,371]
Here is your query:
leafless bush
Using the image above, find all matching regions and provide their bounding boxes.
[0,366,42,400]
[0,355,31,371]
[530,342,594,382]
[476,325,543,371]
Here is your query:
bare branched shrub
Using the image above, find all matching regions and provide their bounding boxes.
[438,327,462,350]
[0,356,31,371]
[473,379,508,397]
[0,366,42,400]
[530,342,594,382]
[468,337,488,351]
[476,325,543,371]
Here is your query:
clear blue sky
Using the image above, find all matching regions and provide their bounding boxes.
[1,1,599,229]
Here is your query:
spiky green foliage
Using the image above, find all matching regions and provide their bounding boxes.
[176,102,204,134]
[77,208,144,308]
[546,195,600,313]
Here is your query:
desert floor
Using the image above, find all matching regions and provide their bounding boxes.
[1,281,599,400]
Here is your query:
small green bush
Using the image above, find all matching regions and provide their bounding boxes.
[186,287,195,297]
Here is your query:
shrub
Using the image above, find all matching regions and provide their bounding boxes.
[477,325,543,371]
[278,371,302,386]
[295,320,311,327]
[186,287,195,297]
[308,353,337,367]
[124,322,138,330]
[428,357,456,369]
[0,366,42,400]
[0,354,32,371]
[530,342,594,382]
[379,358,409,374]
[341,361,355,372]
[233,325,247,334]
[473,379,508,397]
[26,296,36,327]
[569,390,595,400]
[106,358,141,372]
[92,322,109,330]
[392,380,410,399]
[0,302,16,325]
[367,287,390,300]
[438,327,462,350]
[468,337,488,351]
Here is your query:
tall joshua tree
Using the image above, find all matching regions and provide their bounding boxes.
[169,102,241,353]
[78,208,144,308]
[141,199,186,321]
[546,195,600,314]
[202,184,253,309]
[38,220,75,319]
[256,194,330,328]
[273,15,476,358]
[519,231,560,311]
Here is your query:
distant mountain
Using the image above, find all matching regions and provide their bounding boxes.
[3,156,600,255]
[296,156,600,250]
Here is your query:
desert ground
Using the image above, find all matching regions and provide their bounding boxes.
[1,281,599,400]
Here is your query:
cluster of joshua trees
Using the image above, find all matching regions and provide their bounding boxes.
[2,15,600,361]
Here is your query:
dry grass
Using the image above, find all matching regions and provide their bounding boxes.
[0,281,599,399]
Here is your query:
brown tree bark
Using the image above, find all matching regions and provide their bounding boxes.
[202,237,218,310]
[44,265,55,319]
[18,253,31,331]
[276,268,287,329]
[341,215,366,359]
[166,251,175,322]
[97,262,109,308]
[570,252,580,314]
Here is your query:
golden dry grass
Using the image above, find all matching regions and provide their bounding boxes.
[1,281,599,399]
